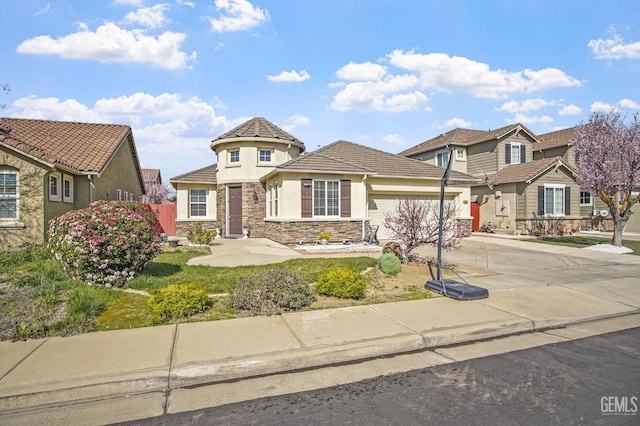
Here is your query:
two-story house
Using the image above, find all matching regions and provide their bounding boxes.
[171,117,479,243]
[0,117,146,248]
[535,126,640,233]
[400,123,580,234]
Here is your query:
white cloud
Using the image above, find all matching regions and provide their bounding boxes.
[267,70,310,83]
[588,27,640,60]
[9,93,234,177]
[335,61,387,81]
[280,113,310,132]
[124,4,170,29]
[206,0,270,32]
[620,98,640,110]
[16,22,196,70]
[431,117,472,129]
[496,98,552,113]
[558,104,582,115]
[381,133,405,147]
[176,0,195,7]
[508,114,554,125]
[331,74,426,112]
[590,101,621,113]
[387,50,581,99]
[113,0,144,6]
[35,3,52,15]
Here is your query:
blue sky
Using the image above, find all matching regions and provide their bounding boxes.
[2,0,639,181]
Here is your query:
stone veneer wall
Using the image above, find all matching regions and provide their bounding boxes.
[175,220,219,237]
[243,182,266,238]
[265,220,367,244]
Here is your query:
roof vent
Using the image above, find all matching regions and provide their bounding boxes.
[0,125,11,135]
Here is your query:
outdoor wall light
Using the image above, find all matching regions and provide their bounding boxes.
[253,190,259,204]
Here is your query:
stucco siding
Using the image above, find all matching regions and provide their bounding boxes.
[91,137,143,202]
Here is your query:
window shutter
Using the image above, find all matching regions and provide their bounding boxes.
[505,144,511,164]
[301,179,312,218]
[564,187,571,216]
[340,180,351,217]
[538,186,544,215]
[520,146,526,163]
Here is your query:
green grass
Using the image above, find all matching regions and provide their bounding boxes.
[127,250,378,293]
[525,235,640,255]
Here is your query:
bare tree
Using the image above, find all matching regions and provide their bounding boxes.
[1,84,10,109]
[572,110,640,246]
[383,197,464,257]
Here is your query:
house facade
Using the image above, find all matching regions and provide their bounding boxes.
[400,123,582,234]
[171,117,478,243]
[0,117,145,248]
[535,127,640,233]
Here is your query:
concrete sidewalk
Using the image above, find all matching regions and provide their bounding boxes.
[1,235,640,424]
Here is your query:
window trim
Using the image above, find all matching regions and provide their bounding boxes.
[63,174,74,203]
[544,184,566,217]
[0,169,19,220]
[189,188,208,218]
[258,148,274,164]
[228,148,240,164]
[49,172,61,202]
[456,148,466,161]
[580,191,592,206]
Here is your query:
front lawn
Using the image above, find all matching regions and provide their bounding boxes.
[524,235,640,255]
[1,245,443,340]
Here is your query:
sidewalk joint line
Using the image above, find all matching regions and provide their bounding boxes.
[164,324,178,413]
[281,316,308,349]
[0,337,50,383]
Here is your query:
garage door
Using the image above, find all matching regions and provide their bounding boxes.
[368,193,438,240]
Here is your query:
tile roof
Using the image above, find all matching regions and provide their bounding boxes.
[480,157,577,186]
[274,140,478,182]
[170,164,217,184]
[536,126,583,151]
[142,168,162,183]
[0,117,133,173]
[212,117,305,151]
[398,123,538,157]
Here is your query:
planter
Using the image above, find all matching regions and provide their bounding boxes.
[215,227,222,239]
[319,239,328,245]
[168,239,178,247]
[242,228,250,239]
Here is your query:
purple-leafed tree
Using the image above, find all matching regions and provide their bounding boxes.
[141,181,171,204]
[383,197,464,258]
[572,110,640,247]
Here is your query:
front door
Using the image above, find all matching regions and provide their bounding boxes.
[228,186,243,235]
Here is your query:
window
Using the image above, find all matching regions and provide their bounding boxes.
[0,170,18,220]
[63,175,73,203]
[436,151,449,168]
[229,149,240,164]
[505,143,525,165]
[539,184,569,217]
[580,191,592,206]
[258,149,273,163]
[190,188,207,217]
[49,173,61,201]
[270,184,279,217]
[415,156,423,162]
[116,189,123,201]
[456,148,465,160]
[313,180,339,216]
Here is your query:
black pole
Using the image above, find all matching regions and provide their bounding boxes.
[436,146,453,284]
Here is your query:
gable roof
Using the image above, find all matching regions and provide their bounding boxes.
[0,117,138,174]
[270,140,478,182]
[211,117,305,151]
[170,164,217,185]
[480,157,577,186]
[399,123,539,157]
[142,168,162,184]
[535,126,584,151]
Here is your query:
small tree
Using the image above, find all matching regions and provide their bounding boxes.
[383,197,464,257]
[141,181,171,204]
[572,110,640,247]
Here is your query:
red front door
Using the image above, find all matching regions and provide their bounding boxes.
[228,186,243,235]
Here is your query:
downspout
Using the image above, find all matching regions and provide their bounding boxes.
[362,175,367,239]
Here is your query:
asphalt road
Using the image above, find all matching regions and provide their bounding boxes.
[119,327,640,426]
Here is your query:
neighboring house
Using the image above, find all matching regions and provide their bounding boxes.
[0,117,145,248]
[400,123,581,233]
[142,168,162,186]
[171,117,478,243]
[535,127,640,232]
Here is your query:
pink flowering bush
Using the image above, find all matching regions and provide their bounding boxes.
[47,201,162,287]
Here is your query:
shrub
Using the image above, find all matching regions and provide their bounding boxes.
[379,253,402,276]
[315,267,366,299]
[47,201,162,287]
[146,284,211,321]
[187,224,217,245]
[228,268,315,316]
[317,232,332,241]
